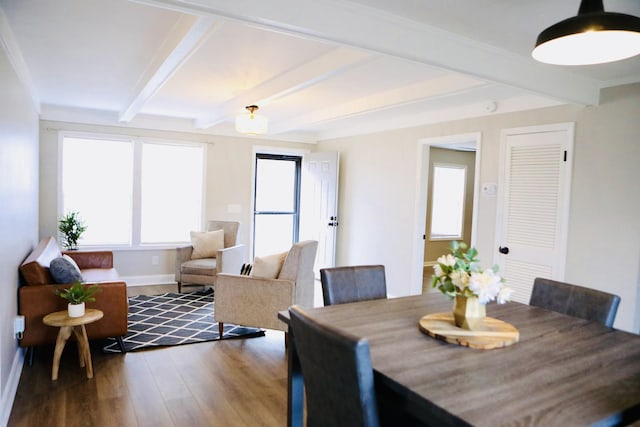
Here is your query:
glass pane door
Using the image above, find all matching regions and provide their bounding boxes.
[253,154,301,257]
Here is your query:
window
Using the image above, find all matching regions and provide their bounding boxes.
[61,134,205,247]
[430,164,466,240]
[253,154,301,257]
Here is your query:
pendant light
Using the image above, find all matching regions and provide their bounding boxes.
[235,105,268,135]
[532,0,640,65]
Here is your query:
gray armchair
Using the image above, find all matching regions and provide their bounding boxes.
[175,220,245,293]
[215,240,318,337]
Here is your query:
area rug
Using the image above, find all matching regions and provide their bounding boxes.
[103,288,264,353]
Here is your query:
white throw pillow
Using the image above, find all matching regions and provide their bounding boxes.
[251,251,289,279]
[190,229,225,259]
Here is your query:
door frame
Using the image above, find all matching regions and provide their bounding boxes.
[411,132,482,295]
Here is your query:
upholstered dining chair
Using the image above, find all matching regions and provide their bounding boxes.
[175,220,245,293]
[320,265,387,306]
[289,304,380,427]
[529,277,621,327]
[215,240,318,338]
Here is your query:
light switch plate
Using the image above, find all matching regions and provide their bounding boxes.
[482,183,497,196]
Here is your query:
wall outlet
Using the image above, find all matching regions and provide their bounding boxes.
[15,315,25,339]
[152,256,159,265]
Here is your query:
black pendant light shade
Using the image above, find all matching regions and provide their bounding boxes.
[532,0,640,65]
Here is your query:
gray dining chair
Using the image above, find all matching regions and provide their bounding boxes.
[288,304,380,427]
[320,265,387,306]
[529,277,621,327]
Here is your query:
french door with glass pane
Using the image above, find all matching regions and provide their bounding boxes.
[253,154,302,257]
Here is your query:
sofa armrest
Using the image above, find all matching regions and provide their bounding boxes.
[217,244,245,275]
[18,281,128,347]
[214,273,294,331]
[64,250,113,269]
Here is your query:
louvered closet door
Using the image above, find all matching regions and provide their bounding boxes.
[495,124,574,304]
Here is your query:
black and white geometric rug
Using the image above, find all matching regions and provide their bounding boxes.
[103,288,265,353]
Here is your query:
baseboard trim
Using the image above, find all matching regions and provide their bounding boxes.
[1,348,24,427]
[121,274,176,287]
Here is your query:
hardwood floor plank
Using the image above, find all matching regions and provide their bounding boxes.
[122,352,175,427]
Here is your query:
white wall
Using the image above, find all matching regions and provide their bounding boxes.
[38,121,312,279]
[318,83,640,333]
[0,47,39,425]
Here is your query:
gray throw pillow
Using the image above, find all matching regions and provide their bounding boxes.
[50,257,84,284]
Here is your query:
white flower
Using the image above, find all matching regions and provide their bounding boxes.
[468,269,503,304]
[497,286,514,304]
[450,270,469,288]
[437,254,456,267]
[433,263,445,278]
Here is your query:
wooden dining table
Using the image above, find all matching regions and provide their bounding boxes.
[278,293,640,427]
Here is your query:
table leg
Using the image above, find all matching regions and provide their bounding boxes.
[287,326,304,427]
[72,327,85,368]
[72,325,93,379]
[52,326,72,381]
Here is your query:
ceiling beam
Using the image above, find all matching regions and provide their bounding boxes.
[0,6,41,112]
[271,74,488,133]
[133,0,600,106]
[194,47,373,129]
[119,14,223,123]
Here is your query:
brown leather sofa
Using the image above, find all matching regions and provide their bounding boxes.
[18,237,128,355]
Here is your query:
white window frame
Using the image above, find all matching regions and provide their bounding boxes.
[58,131,207,250]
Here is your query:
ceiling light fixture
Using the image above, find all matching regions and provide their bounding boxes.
[235,105,268,135]
[532,0,640,65]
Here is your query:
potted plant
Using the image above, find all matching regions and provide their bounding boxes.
[58,211,87,250]
[431,241,513,330]
[55,281,100,318]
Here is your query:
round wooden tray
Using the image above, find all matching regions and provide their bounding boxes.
[419,312,519,350]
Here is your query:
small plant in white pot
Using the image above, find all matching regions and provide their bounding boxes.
[55,281,100,318]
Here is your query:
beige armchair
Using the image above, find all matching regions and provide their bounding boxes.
[175,220,245,293]
[215,240,318,337]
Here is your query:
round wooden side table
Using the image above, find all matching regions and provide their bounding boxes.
[42,308,104,380]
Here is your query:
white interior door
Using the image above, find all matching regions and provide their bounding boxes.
[300,151,339,277]
[495,123,574,304]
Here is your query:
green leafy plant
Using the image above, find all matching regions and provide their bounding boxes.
[54,281,100,305]
[58,211,87,249]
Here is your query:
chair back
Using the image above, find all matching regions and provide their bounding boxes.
[320,265,387,306]
[279,240,318,307]
[530,278,621,327]
[289,305,380,427]
[207,220,239,248]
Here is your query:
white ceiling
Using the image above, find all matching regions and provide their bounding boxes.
[1,0,639,143]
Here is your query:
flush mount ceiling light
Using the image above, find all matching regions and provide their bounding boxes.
[532,0,640,65]
[235,105,268,135]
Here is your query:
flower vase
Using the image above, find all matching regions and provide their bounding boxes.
[453,296,486,330]
[68,302,85,318]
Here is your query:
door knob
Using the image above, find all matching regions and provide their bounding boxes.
[499,246,509,255]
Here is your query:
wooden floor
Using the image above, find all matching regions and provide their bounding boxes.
[8,285,289,427]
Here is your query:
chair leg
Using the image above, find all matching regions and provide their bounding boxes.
[284,332,289,349]
[177,281,182,293]
[218,322,224,338]
[116,336,126,353]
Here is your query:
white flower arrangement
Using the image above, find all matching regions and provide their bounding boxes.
[431,241,513,305]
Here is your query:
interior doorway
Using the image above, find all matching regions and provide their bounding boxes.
[412,133,481,295]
